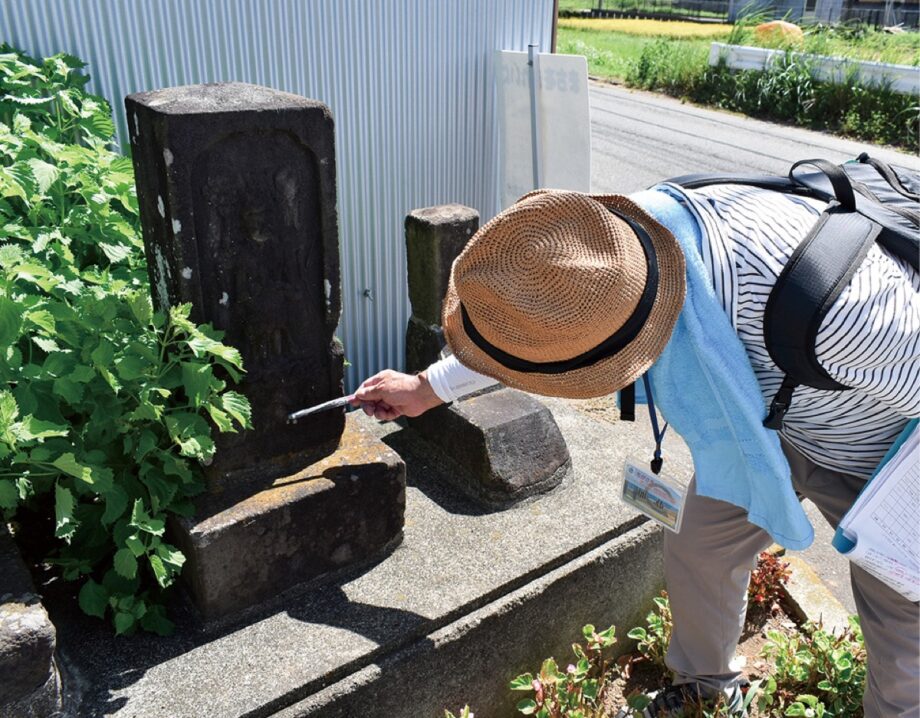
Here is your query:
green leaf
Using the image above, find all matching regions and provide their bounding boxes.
[0,244,25,269]
[148,553,169,588]
[516,699,538,715]
[0,479,18,510]
[181,362,213,408]
[0,391,20,433]
[24,309,55,335]
[113,547,138,579]
[114,354,149,381]
[125,534,145,557]
[52,452,93,483]
[126,291,152,325]
[99,242,133,263]
[220,391,252,430]
[33,336,62,353]
[101,484,129,525]
[77,579,109,619]
[113,610,136,636]
[129,498,165,536]
[206,403,233,432]
[156,543,185,571]
[509,673,534,691]
[0,297,22,348]
[26,157,59,194]
[54,481,77,540]
[14,415,69,441]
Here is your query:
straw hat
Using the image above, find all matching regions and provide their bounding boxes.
[441,190,686,399]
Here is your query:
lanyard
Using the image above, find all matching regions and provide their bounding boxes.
[642,373,668,475]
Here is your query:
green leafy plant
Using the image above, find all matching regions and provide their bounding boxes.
[748,550,792,614]
[509,624,618,718]
[624,37,919,150]
[626,591,672,673]
[444,707,474,718]
[757,617,867,717]
[0,47,251,634]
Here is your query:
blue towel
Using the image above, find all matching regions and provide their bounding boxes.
[631,185,814,550]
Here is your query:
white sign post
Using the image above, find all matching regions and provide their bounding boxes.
[496,49,591,210]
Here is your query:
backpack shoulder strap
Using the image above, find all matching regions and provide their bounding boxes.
[762,204,881,429]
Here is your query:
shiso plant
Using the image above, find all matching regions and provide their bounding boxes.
[0,46,251,634]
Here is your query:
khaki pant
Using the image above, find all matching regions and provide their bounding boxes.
[664,439,920,718]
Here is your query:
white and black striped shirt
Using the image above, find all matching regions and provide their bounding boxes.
[426,184,920,479]
[673,183,919,479]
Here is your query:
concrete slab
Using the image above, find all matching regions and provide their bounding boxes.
[49,396,693,718]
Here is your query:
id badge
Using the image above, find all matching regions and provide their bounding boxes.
[621,458,687,533]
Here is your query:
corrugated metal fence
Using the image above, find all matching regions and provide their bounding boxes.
[1,0,554,388]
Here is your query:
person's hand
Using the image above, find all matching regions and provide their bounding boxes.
[350,370,443,421]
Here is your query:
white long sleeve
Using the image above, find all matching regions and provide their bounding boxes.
[424,354,498,403]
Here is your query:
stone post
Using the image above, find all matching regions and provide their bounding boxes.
[404,206,571,506]
[405,205,479,372]
[126,83,405,620]
[126,82,344,485]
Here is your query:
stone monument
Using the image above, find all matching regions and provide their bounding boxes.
[405,205,571,505]
[126,83,405,619]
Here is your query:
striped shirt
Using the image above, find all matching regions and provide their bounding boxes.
[426,184,920,479]
[674,183,919,479]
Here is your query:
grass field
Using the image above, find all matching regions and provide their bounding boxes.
[557,17,919,82]
[558,20,724,80]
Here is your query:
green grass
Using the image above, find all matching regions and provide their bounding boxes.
[733,23,920,65]
[558,24,719,81]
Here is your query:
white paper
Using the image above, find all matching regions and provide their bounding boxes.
[838,427,919,601]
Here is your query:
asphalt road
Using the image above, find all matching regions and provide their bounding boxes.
[588,81,920,615]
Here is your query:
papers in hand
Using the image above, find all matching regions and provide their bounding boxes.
[833,420,918,602]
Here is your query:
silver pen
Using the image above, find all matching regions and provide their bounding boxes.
[287,395,355,423]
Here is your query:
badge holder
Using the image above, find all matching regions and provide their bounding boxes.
[620,374,688,534]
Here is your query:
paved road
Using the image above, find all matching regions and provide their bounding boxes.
[588,81,919,615]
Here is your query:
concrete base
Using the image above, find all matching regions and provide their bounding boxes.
[172,415,406,620]
[0,526,62,718]
[48,396,695,718]
[409,387,571,506]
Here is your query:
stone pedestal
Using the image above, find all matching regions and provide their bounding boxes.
[404,205,570,506]
[171,415,405,620]
[126,83,405,619]
[0,527,62,718]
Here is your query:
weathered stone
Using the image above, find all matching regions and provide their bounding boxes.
[405,316,446,374]
[0,526,61,717]
[126,83,345,485]
[405,204,479,326]
[404,203,571,505]
[171,414,406,621]
[409,387,570,505]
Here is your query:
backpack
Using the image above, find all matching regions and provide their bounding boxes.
[658,154,920,430]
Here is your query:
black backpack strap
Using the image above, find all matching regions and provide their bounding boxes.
[619,381,636,421]
[790,159,857,211]
[857,152,920,201]
[762,204,882,429]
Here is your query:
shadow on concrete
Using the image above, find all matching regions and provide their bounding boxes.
[377,423,496,518]
[44,539,431,717]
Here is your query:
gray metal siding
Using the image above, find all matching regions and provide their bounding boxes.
[2,0,554,388]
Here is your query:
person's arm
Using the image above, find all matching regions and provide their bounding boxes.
[350,355,498,421]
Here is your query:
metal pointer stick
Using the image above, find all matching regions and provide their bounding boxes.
[287,395,355,423]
